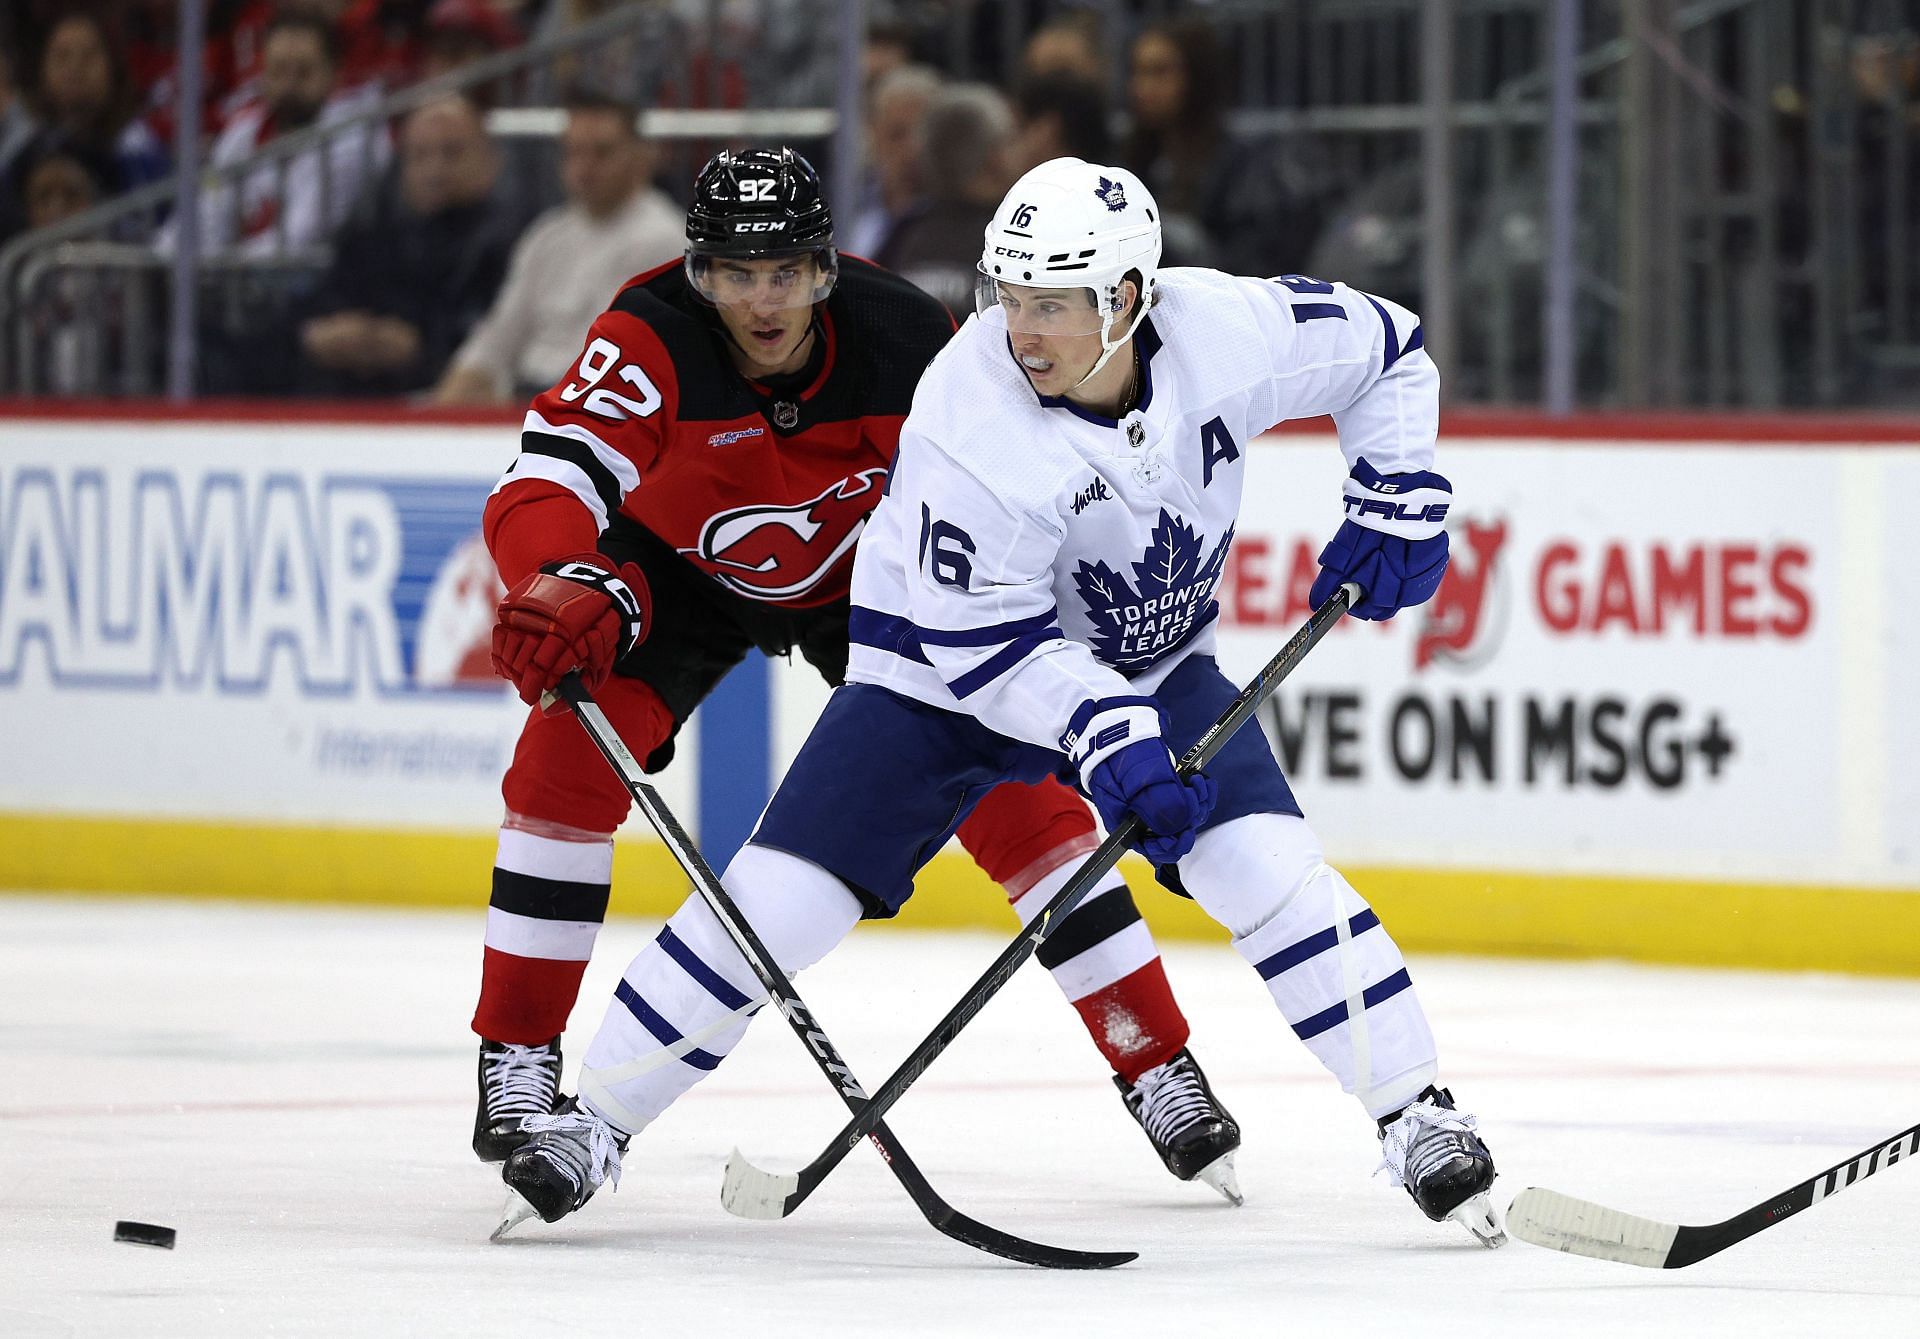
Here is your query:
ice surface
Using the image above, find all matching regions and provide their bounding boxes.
[2,894,1917,1338]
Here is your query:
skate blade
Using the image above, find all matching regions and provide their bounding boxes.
[1449,1191,1507,1248]
[1194,1152,1244,1207]
[490,1188,540,1242]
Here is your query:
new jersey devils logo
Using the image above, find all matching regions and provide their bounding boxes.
[1415,517,1508,670]
[679,468,888,601]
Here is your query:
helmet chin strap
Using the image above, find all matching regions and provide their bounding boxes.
[1063,292,1151,398]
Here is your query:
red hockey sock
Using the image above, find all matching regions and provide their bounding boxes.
[474,677,675,1044]
[1069,957,1191,1084]
[472,947,595,1045]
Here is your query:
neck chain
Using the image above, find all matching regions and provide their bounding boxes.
[1118,342,1143,416]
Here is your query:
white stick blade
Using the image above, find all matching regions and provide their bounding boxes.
[1506,1187,1678,1267]
[720,1148,800,1220]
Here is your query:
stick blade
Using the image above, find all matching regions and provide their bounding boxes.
[933,1206,1137,1270]
[721,1148,802,1220]
[1506,1187,1678,1267]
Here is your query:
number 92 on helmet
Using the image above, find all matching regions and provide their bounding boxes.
[684,146,838,311]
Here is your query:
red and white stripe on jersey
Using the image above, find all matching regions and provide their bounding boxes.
[498,410,642,534]
[485,305,678,579]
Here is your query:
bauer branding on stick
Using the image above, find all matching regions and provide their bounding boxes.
[113,1221,176,1249]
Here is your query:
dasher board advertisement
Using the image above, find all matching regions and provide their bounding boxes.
[0,418,697,831]
[1210,435,1910,889]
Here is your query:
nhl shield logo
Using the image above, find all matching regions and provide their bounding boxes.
[771,400,800,429]
[1125,419,1146,449]
[1096,176,1128,212]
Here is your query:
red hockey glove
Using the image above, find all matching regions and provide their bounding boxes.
[491,555,650,706]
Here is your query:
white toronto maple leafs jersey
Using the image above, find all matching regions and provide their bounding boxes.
[845,266,1438,756]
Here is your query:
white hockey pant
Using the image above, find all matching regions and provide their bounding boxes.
[577,844,863,1134]
[1177,813,1438,1120]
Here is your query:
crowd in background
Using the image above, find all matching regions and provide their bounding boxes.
[0,1,1338,402]
[3,3,1916,406]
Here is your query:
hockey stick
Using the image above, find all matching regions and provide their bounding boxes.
[722,582,1360,1220]
[546,672,1136,1270]
[1507,1121,1920,1267]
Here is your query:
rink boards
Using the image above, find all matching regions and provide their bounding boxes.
[1,407,1916,973]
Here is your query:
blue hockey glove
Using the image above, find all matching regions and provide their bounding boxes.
[1309,456,1452,621]
[1064,699,1218,865]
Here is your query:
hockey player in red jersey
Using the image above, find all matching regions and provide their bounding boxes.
[475,147,1242,1201]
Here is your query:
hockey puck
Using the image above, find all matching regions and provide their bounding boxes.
[113,1221,176,1249]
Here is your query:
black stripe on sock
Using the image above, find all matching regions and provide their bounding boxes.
[490,867,612,923]
[1036,886,1143,971]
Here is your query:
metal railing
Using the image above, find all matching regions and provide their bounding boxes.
[9,243,328,397]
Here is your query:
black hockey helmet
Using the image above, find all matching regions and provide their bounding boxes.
[684,147,838,307]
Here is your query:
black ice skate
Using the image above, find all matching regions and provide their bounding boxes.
[492,1098,628,1239]
[1115,1047,1244,1205]
[473,1036,564,1163]
[1376,1086,1505,1247]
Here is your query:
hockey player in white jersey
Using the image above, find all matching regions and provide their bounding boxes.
[500,157,1503,1248]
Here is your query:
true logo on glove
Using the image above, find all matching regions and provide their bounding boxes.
[1344,495,1450,526]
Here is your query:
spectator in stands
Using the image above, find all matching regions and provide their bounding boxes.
[420,0,521,91]
[124,0,263,145]
[28,12,168,194]
[863,17,917,90]
[844,63,940,259]
[4,131,123,391]
[434,93,680,405]
[177,10,388,258]
[1121,16,1324,274]
[0,43,37,192]
[877,82,1018,322]
[534,0,679,111]
[8,131,113,233]
[1009,69,1109,175]
[326,0,433,95]
[1019,12,1107,84]
[295,95,519,396]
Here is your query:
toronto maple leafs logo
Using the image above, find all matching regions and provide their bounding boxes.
[1072,511,1233,670]
[1096,176,1128,212]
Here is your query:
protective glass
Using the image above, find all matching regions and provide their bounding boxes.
[973,270,1110,337]
[686,250,837,310]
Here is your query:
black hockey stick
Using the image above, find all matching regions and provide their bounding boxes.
[548,673,1135,1270]
[1508,1121,1920,1267]
[722,582,1359,1221]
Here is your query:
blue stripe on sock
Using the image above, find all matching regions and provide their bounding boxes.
[655,926,753,1011]
[614,980,723,1070]
[1253,908,1382,981]
[1289,967,1415,1041]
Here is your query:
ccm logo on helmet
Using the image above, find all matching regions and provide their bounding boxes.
[993,246,1035,260]
[734,221,789,233]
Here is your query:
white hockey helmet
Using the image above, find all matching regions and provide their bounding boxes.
[975,158,1161,385]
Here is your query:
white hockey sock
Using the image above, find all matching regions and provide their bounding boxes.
[485,822,615,964]
[579,844,863,1134]
[1010,864,1159,1003]
[1177,814,1438,1119]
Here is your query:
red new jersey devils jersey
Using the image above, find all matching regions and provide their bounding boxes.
[484,255,958,609]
